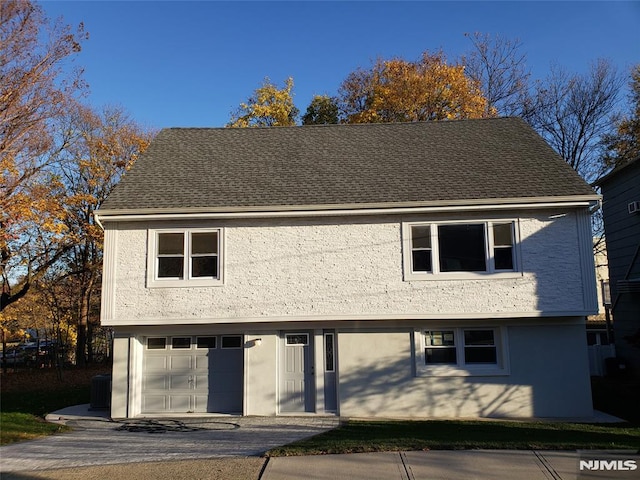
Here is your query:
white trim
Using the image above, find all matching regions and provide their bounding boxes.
[100,311,593,327]
[95,197,599,223]
[146,227,224,288]
[100,226,118,323]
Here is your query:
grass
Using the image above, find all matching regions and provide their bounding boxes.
[267,376,640,456]
[0,412,69,444]
[0,365,110,445]
[266,419,640,456]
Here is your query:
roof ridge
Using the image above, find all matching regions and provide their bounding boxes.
[161,116,522,131]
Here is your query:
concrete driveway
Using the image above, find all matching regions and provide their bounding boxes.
[0,406,338,474]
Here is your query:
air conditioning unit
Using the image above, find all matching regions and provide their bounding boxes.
[629,201,640,214]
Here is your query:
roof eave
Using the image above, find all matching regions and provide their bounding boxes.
[95,195,600,225]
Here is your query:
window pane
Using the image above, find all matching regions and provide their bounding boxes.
[192,232,218,255]
[158,233,184,255]
[286,334,309,346]
[147,338,166,349]
[494,247,514,270]
[221,336,243,348]
[411,226,431,248]
[158,257,184,278]
[325,334,335,372]
[464,347,497,364]
[192,256,217,278]
[493,223,513,246]
[412,250,432,272]
[464,330,495,346]
[426,347,457,364]
[438,224,486,272]
[427,331,455,346]
[586,332,597,346]
[197,337,217,349]
[172,337,191,349]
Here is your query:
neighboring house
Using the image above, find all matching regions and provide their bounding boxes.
[596,157,640,376]
[586,244,615,376]
[95,117,600,419]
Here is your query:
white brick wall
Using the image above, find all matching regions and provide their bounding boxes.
[104,209,592,325]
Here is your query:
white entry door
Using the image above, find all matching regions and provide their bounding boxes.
[279,332,315,413]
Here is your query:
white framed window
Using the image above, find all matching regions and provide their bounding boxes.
[415,327,509,376]
[147,228,224,287]
[146,337,167,350]
[403,220,521,280]
[171,337,192,349]
[221,335,243,349]
[285,333,309,346]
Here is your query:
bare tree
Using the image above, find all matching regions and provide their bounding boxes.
[523,59,623,184]
[462,32,531,117]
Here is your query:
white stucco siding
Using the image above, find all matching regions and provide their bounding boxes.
[103,210,593,326]
[337,322,593,418]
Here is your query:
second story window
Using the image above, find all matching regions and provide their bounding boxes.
[405,220,520,280]
[149,229,223,287]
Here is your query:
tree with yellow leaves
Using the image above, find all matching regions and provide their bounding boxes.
[339,51,491,124]
[56,103,152,365]
[228,77,299,127]
[1,0,87,312]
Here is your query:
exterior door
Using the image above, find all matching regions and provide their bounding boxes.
[279,331,315,413]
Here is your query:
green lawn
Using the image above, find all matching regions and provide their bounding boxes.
[0,412,69,444]
[266,419,640,456]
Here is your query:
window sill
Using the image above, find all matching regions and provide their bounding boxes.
[147,278,224,288]
[417,365,510,377]
[405,271,523,282]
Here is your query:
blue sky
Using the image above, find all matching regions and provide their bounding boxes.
[41,1,640,130]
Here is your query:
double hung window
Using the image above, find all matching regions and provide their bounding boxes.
[149,229,223,287]
[418,327,508,376]
[405,220,519,279]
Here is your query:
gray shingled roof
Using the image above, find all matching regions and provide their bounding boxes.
[99,117,596,213]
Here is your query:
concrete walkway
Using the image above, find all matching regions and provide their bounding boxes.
[262,449,640,479]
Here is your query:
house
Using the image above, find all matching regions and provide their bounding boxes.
[595,156,640,376]
[95,117,600,419]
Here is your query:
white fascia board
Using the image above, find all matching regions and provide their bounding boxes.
[94,196,600,224]
[100,310,595,327]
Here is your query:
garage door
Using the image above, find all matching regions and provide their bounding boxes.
[142,335,243,414]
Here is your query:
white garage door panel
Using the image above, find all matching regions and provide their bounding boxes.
[170,355,192,370]
[143,396,167,411]
[169,375,191,390]
[146,356,167,370]
[143,374,167,390]
[169,395,191,411]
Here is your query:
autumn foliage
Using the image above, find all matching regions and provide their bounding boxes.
[228,77,299,127]
[1,1,153,367]
[339,52,491,123]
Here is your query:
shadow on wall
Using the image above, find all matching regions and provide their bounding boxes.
[337,332,592,419]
